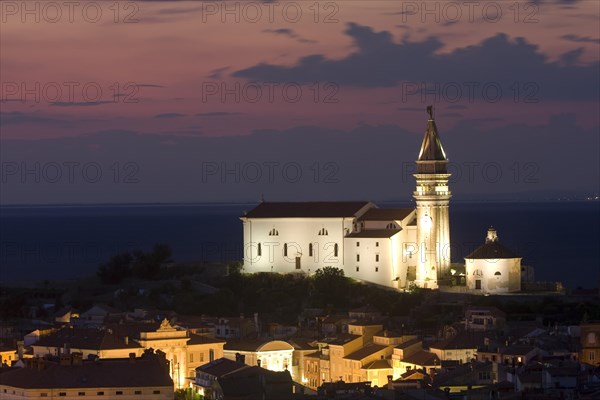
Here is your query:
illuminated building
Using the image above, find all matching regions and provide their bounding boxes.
[465,228,522,294]
[241,109,452,289]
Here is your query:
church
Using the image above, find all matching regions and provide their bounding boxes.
[240,108,521,292]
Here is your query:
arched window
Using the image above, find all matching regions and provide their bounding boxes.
[269,228,279,236]
[587,332,597,345]
[309,243,313,257]
[283,243,288,257]
[258,243,262,257]
[494,271,501,276]
[334,243,338,257]
[386,223,397,229]
[318,228,328,236]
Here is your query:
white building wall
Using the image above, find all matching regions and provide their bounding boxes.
[344,237,393,287]
[465,258,521,293]
[242,217,352,274]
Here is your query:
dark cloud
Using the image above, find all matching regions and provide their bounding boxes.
[561,34,600,45]
[209,67,231,80]
[0,111,67,127]
[195,112,243,117]
[397,107,423,112]
[154,113,187,119]
[262,28,317,44]
[1,114,597,205]
[50,101,114,107]
[233,23,600,101]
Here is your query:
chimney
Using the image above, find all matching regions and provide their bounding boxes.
[16,341,24,360]
[72,352,83,366]
[59,354,72,366]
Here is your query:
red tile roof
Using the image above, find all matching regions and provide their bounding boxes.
[358,208,414,221]
[243,202,371,218]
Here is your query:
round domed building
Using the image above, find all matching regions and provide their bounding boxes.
[465,228,522,294]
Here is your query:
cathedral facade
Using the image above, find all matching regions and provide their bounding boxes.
[240,110,452,290]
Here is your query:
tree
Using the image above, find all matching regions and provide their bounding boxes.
[97,252,133,284]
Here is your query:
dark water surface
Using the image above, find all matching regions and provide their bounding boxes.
[1,202,598,289]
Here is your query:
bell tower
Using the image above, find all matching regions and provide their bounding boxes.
[413,106,451,288]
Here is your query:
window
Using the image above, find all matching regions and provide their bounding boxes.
[190,353,194,363]
[97,393,104,396]
[376,242,379,247]
[78,393,85,397]
[257,243,262,257]
[153,391,161,395]
[334,243,338,257]
[210,349,215,362]
[269,228,279,236]
[41,395,47,398]
[375,267,379,272]
[375,254,379,262]
[59,394,66,397]
[116,392,123,396]
[356,266,359,272]
[356,254,360,262]
[135,391,142,395]
[309,243,313,257]
[199,352,204,362]
[591,352,596,361]
[475,280,482,290]
[386,223,397,229]
[356,241,360,247]
[284,243,288,257]
[318,228,328,236]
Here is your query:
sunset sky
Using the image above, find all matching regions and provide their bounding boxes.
[1,0,599,204]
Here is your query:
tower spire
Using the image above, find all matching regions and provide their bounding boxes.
[417,106,448,174]
[413,108,452,289]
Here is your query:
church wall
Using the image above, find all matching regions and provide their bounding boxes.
[344,237,395,288]
[465,258,521,294]
[242,217,352,274]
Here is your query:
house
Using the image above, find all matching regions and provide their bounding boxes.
[215,315,257,339]
[580,322,600,366]
[222,339,294,378]
[464,306,506,332]
[397,350,440,376]
[217,365,293,400]
[501,345,539,366]
[194,357,248,399]
[31,326,144,359]
[433,361,501,394]
[0,350,173,399]
[79,304,122,325]
[429,330,484,364]
[0,345,16,366]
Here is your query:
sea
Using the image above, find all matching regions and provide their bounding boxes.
[0,202,598,289]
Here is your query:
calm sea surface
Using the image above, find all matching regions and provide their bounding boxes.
[0,202,598,289]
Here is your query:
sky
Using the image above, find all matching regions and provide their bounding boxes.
[0,0,599,204]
